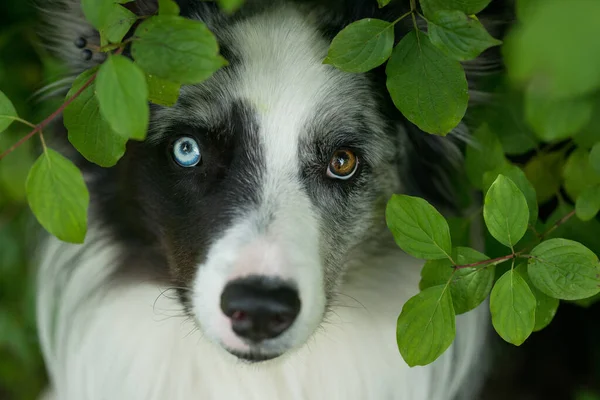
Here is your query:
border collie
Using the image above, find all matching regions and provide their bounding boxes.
[36,1,510,399]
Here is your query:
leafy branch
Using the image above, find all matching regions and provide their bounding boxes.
[0,0,227,243]
[0,72,97,160]
[454,208,577,270]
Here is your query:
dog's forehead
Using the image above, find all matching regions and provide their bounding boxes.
[151,5,386,157]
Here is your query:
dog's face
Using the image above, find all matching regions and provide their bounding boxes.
[122,8,400,361]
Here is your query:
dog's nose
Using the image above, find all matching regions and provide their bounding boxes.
[220,277,301,342]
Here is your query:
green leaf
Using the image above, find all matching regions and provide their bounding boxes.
[377,0,391,7]
[524,151,564,204]
[26,149,89,243]
[158,0,180,15]
[483,175,529,248]
[96,55,149,140]
[563,147,600,201]
[81,0,113,29]
[528,238,600,300]
[505,0,600,99]
[571,292,600,309]
[146,74,181,107]
[396,285,455,366]
[524,87,594,142]
[100,3,137,44]
[217,0,244,13]
[590,142,600,175]
[483,164,538,225]
[516,264,559,332]
[386,30,468,135]
[545,202,600,257]
[0,90,17,133]
[63,69,127,167]
[428,10,501,62]
[132,15,227,84]
[420,0,492,17]
[324,19,394,73]
[386,194,452,260]
[420,247,494,314]
[81,0,136,44]
[490,268,536,345]
[464,124,507,189]
[576,185,600,222]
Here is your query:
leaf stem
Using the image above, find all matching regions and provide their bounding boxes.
[409,0,419,30]
[0,71,97,161]
[391,10,414,26]
[455,253,517,270]
[454,209,576,271]
[1,116,36,129]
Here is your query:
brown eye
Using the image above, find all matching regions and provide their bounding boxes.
[326,149,358,180]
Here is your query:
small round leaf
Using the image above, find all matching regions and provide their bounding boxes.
[26,149,89,243]
[483,164,538,226]
[132,15,227,84]
[158,0,180,15]
[483,175,529,248]
[396,285,455,366]
[576,185,600,222]
[96,55,149,140]
[421,0,492,17]
[324,18,394,73]
[64,68,127,167]
[146,74,181,107]
[524,87,593,142]
[386,30,468,135]
[563,147,600,201]
[589,142,600,175]
[428,10,502,62]
[0,90,18,133]
[528,238,600,300]
[490,268,536,346]
[386,194,452,260]
[217,0,244,14]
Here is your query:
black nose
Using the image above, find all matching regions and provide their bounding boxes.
[220,277,301,342]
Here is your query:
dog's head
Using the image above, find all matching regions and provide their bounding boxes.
[44,0,508,361]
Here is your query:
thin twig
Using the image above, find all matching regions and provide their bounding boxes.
[542,210,576,239]
[0,72,97,160]
[455,253,517,270]
[454,209,577,270]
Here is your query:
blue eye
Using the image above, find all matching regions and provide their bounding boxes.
[172,136,201,167]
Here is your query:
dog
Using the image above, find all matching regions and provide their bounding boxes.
[35,1,511,399]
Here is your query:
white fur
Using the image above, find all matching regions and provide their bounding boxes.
[37,228,489,400]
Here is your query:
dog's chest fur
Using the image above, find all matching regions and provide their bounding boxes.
[37,230,488,400]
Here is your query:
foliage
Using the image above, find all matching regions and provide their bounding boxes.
[1,0,600,394]
[325,0,600,368]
